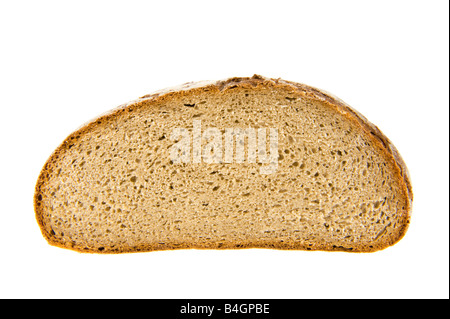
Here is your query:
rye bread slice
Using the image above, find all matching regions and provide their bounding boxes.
[34,75,413,253]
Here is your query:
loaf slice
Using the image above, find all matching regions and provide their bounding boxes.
[34,75,413,253]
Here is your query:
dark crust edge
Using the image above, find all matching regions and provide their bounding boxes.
[34,74,413,254]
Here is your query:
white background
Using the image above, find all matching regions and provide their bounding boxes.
[0,1,448,299]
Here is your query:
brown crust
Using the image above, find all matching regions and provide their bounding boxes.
[34,74,413,253]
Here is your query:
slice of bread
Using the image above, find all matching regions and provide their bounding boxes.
[34,75,413,253]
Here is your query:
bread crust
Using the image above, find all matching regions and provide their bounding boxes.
[34,75,412,253]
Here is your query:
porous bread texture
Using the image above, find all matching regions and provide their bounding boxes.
[34,75,412,253]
